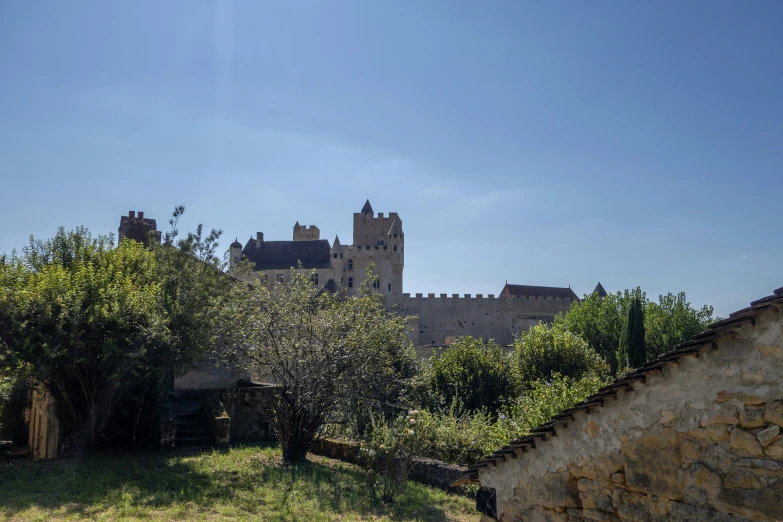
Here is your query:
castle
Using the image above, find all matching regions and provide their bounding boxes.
[120,201,594,347]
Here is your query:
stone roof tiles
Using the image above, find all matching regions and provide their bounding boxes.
[451,284,783,487]
[242,238,332,270]
[501,284,579,301]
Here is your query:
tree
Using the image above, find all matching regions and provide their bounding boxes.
[618,296,646,369]
[554,289,643,371]
[225,266,417,463]
[645,292,716,358]
[425,336,517,415]
[0,228,168,444]
[514,323,609,389]
[0,207,237,446]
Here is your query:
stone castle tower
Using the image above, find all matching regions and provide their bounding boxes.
[230,199,403,297]
[118,210,161,247]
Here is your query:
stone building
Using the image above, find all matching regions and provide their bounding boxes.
[118,210,161,247]
[230,199,583,347]
[453,286,783,522]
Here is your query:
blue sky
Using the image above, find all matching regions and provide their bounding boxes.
[1,1,781,317]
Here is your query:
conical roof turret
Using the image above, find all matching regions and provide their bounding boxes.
[361,199,374,214]
[230,237,242,249]
[593,282,607,297]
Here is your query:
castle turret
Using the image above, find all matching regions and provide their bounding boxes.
[293,222,320,241]
[230,238,243,268]
[118,210,161,247]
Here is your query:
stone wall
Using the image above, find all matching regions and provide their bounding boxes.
[208,386,276,442]
[390,294,575,347]
[476,305,783,521]
[311,438,468,492]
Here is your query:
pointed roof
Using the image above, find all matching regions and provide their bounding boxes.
[332,235,342,248]
[593,282,607,297]
[294,221,300,227]
[361,199,374,214]
[230,237,242,248]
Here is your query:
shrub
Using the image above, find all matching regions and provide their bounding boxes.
[416,373,604,466]
[425,336,517,415]
[360,410,433,505]
[514,324,608,389]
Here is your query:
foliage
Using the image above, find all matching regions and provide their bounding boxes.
[225,266,417,463]
[0,446,478,521]
[618,296,646,369]
[645,292,716,358]
[554,288,643,371]
[360,410,433,505]
[424,336,517,415]
[557,287,715,370]
[0,208,235,446]
[513,324,609,389]
[0,228,167,444]
[416,373,604,466]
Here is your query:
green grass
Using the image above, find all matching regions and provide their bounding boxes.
[0,444,478,521]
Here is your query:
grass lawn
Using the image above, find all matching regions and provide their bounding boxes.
[0,444,479,521]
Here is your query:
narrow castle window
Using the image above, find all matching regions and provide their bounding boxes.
[340,253,343,258]
[394,245,397,251]
[333,253,338,258]
[348,259,353,270]
[358,246,361,250]
[276,274,284,283]
[310,273,319,286]
[373,280,380,289]
[374,245,379,250]
[388,283,391,292]
[348,277,353,288]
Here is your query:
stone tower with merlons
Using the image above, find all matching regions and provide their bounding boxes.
[334,199,404,296]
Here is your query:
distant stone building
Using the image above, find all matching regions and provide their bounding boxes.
[118,210,161,247]
[228,200,587,347]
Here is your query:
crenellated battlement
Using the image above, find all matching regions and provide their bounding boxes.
[397,293,572,302]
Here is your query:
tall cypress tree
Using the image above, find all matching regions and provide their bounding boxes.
[617,299,633,369]
[629,297,647,367]
[618,296,648,369]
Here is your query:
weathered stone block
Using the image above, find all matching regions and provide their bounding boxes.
[738,392,766,405]
[765,435,783,458]
[716,391,736,402]
[738,407,765,428]
[736,457,783,471]
[723,470,763,489]
[680,439,702,460]
[757,424,780,447]
[730,428,764,456]
[764,399,783,426]
[715,479,783,520]
[700,413,738,427]
[621,429,684,499]
[687,426,730,442]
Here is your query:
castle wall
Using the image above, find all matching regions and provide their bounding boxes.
[340,244,402,296]
[389,294,575,347]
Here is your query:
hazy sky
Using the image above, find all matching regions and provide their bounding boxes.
[1,1,781,317]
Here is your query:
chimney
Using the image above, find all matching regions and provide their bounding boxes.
[256,232,264,242]
[138,211,144,222]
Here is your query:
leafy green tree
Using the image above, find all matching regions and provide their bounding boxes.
[224,266,418,463]
[425,336,517,415]
[554,288,643,370]
[0,207,237,446]
[645,292,716,358]
[514,323,609,389]
[0,228,168,444]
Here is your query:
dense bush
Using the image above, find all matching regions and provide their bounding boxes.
[416,373,604,466]
[514,324,609,389]
[424,336,517,415]
[360,409,433,505]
